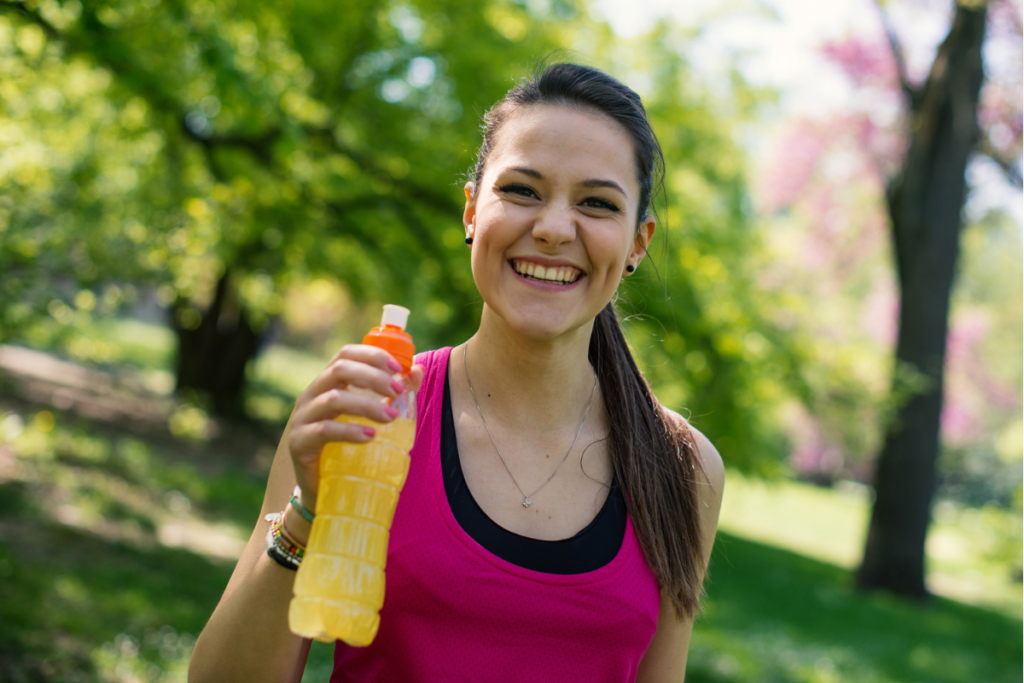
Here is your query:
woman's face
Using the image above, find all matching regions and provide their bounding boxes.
[464,104,655,342]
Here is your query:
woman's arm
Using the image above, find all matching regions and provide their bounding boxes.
[188,424,312,683]
[636,422,725,682]
[188,347,421,683]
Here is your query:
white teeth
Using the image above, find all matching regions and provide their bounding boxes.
[512,260,580,284]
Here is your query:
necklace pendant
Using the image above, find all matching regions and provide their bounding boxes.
[523,498,532,508]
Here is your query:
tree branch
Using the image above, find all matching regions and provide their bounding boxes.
[0,0,60,39]
[873,0,920,107]
[302,124,462,216]
[977,139,1024,188]
[183,121,281,165]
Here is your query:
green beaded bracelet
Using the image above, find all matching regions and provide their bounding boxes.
[289,485,315,522]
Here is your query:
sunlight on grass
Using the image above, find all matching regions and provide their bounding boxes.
[250,344,332,398]
[691,531,1021,683]
[719,472,871,568]
[0,402,262,681]
[720,471,1023,616]
[93,318,176,369]
[58,316,335,404]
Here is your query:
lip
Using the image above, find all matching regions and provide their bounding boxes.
[508,260,586,290]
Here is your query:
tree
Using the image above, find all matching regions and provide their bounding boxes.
[751,0,1021,597]
[856,0,1001,597]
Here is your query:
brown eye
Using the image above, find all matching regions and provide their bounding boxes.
[498,184,538,198]
[581,197,620,212]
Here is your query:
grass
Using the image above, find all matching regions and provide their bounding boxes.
[0,481,228,682]
[719,473,1023,617]
[689,533,1021,683]
[0,391,273,681]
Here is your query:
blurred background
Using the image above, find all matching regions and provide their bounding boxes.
[0,0,1020,681]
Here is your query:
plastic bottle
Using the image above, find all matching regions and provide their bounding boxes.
[289,304,416,646]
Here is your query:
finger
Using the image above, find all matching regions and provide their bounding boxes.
[289,418,377,461]
[300,388,399,425]
[302,358,403,404]
[406,365,425,393]
[327,343,405,374]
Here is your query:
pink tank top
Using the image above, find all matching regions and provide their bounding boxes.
[331,347,661,682]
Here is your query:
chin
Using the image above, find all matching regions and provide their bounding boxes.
[498,306,594,343]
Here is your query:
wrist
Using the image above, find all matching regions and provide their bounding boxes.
[282,505,312,547]
[291,484,317,521]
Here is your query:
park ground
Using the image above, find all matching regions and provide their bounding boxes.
[0,319,1020,683]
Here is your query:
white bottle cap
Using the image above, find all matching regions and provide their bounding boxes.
[381,304,410,330]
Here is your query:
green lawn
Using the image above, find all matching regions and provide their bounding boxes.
[688,534,1020,683]
[0,327,1020,682]
[719,473,1022,618]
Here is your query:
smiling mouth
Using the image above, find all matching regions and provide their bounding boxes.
[510,259,583,285]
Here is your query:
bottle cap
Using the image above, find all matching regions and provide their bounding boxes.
[364,305,415,372]
[381,304,410,330]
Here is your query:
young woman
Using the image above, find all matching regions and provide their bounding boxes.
[190,62,724,682]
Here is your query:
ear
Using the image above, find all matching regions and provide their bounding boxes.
[463,182,476,238]
[629,213,656,266]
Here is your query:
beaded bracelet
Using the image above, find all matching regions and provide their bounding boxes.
[265,512,305,570]
[279,514,306,550]
[289,485,315,522]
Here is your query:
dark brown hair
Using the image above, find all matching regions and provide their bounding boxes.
[472,63,707,619]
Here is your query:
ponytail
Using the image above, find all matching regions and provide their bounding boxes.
[475,62,708,617]
[589,302,706,619]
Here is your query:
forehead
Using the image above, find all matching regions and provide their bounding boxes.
[485,104,638,193]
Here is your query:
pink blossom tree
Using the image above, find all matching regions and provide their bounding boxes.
[759,0,1021,598]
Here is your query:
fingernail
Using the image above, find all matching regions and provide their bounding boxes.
[387,358,403,373]
[363,427,376,437]
[384,406,400,419]
[390,379,405,394]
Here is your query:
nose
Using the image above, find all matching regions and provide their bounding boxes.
[531,203,577,247]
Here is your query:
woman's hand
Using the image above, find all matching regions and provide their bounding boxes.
[286,344,424,512]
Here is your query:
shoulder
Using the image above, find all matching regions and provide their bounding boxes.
[661,407,725,502]
[412,346,451,369]
[412,346,455,384]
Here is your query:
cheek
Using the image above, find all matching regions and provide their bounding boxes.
[592,228,634,270]
[468,236,503,293]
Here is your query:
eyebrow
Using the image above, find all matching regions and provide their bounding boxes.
[505,166,627,197]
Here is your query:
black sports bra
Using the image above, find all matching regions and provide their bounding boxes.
[441,368,627,574]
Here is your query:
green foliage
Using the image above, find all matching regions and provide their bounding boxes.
[0,0,567,344]
[0,0,819,471]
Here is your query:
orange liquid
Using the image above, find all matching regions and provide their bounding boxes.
[289,410,415,645]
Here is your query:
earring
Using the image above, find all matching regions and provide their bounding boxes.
[465,236,473,245]
[625,264,635,273]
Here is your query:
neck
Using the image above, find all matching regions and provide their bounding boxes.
[462,306,599,432]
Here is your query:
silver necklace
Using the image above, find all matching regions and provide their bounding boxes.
[463,344,598,508]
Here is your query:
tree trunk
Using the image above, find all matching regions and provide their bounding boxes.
[172,272,261,417]
[857,5,987,597]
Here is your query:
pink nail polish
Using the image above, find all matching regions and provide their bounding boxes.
[387,358,403,373]
[363,426,376,437]
[390,379,405,394]
[384,406,400,419]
